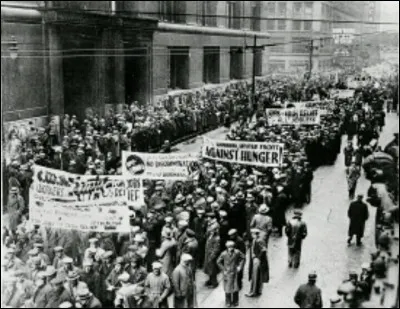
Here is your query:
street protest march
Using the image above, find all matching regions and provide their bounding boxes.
[29,165,144,232]
[266,108,321,125]
[202,137,284,167]
[287,100,334,115]
[121,151,201,180]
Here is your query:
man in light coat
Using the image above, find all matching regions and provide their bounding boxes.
[285,210,308,268]
[217,241,245,307]
[171,253,197,308]
[156,229,177,277]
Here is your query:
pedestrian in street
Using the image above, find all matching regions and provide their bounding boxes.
[347,194,369,246]
[250,204,273,246]
[285,210,308,268]
[203,220,220,288]
[346,162,361,200]
[294,272,323,308]
[228,229,246,290]
[246,228,269,298]
[171,253,197,308]
[144,262,171,308]
[343,141,354,168]
[217,241,245,307]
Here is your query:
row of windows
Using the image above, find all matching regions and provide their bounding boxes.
[160,1,261,30]
[267,20,312,31]
[267,2,314,18]
[168,46,263,90]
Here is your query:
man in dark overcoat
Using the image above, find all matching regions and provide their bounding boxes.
[347,194,369,246]
[246,228,269,298]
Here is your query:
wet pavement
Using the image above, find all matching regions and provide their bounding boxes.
[173,113,399,308]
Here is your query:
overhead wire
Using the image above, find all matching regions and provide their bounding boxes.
[1,29,393,57]
[1,3,398,26]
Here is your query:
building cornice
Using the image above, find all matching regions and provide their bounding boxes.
[157,22,270,38]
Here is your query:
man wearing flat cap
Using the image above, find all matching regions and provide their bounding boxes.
[172,253,197,308]
[217,241,245,307]
[294,272,322,308]
[53,246,69,270]
[144,262,171,308]
[182,229,199,271]
[246,228,269,297]
[176,220,189,263]
[193,208,207,269]
[204,220,221,288]
[285,210,308,268]
[46,276,74,308]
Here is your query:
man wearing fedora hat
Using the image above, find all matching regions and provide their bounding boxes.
[105,257,125,305]
[157,228,177,277]
[251,204,273,246]
[285,210,308,268]
[347,194,369,246]
[64,270,87,302]
[294,272,322,308]
[80,259,102,300]
[76,287,102,308]
[245,193,258,242]
[193,208,207,269]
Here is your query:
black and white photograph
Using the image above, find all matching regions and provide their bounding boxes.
[1,1,399,308]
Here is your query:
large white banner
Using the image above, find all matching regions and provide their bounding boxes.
[121,151,201,180]
[266,108,321,125]
[202,137,284,167]
[287,100,334,115]
[330,89,355,99]
[29,165,144,232]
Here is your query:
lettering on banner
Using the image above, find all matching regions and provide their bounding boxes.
[202,138,284,167]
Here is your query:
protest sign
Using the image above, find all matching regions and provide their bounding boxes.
[30,197,131,233]
[30,165,144,232]
[202,137,284,167]
[266,108,320,125]
[286,100,334,115]
[121,151,201,180]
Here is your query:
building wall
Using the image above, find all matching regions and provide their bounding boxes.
[147,1,270,98]
[1,11,47,122]
[266,1,334,73]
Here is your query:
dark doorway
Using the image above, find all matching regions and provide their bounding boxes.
[125,49,148,106]
[62,40,97,119]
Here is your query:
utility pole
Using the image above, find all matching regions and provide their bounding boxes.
[308,39,314,79]
[251,35,257,108]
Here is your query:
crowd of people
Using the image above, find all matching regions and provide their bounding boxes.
[2,69,398,308]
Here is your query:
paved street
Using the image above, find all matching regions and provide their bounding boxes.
[174,113,399,308]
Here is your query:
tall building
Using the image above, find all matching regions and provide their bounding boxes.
[265,1,334,74]
[2,1,270,129]
[124,1,270,102]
